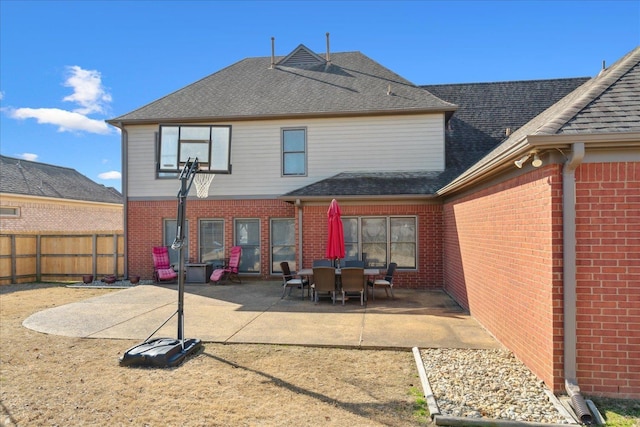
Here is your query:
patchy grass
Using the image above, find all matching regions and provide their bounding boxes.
[409,385,429,423]
[589,396,640,427]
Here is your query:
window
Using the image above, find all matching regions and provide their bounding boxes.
[0,207,20,217]
[235,219,260,273]
[390,218,416,269]
[282,128,306,176]
[362,218,387,268]
[341,216,417,269]
[163,219,189,266]
[271,218,296,273]
[343,218,359,262]
[199,219,224,264]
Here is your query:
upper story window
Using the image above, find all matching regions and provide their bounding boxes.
[282,128,306,176]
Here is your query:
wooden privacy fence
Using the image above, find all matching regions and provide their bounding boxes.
[0,232,124,285]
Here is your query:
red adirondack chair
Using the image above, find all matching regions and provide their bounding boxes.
[210,246,242,284]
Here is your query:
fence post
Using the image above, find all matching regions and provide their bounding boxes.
[113,234,118,277]
[10,235,16,283]
[91,234,97,278]
[36,235,41,282]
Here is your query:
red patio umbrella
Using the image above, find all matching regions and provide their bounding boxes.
[326,199,345,266]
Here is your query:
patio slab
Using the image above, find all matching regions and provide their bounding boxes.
[23,281,501,350]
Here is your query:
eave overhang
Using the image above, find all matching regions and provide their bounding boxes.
[437,131,640,196]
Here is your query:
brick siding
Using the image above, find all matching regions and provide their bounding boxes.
[127,199,444,288]
[0,198,123,233]
[443,161,640,398]
[443,165,564,392]
[574,162,640,398]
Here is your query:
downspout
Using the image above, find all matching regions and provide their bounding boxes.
[119,124,129,279]
[562,142,592,424]
[296,199,303,270]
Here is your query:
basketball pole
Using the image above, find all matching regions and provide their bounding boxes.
[118,157,202,368]
[172,157,200,342]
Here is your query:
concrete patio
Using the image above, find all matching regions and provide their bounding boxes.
[23,281,500,350]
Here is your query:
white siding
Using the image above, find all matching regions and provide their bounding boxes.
[126,114,445,198]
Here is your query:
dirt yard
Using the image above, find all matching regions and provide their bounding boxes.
[0,283,427,426]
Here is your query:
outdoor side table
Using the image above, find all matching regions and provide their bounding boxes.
[185,263,213,284]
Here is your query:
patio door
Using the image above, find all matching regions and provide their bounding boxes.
[234,219,260,273]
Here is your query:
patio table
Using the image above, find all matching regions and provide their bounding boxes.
[297,268,380,301]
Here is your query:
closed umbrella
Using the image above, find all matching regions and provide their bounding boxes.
[326,199,345,267]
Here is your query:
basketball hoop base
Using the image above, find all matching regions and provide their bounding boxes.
[119,337,202,368]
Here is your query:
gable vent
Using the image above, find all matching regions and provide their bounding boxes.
[278,44,325,68]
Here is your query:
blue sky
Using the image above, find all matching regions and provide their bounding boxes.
[1,1,638,193]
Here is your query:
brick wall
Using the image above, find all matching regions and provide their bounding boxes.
[127,199,294,280]
[127,199,444,288]
[574,162,640,398]
[300,203,443,288]
[443,165,564,392]
[0,197,123,232]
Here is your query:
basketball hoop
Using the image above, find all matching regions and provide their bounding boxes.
[194,173,215,198]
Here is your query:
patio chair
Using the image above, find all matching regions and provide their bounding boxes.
[280,261,310,299]
[312,259,332,267]
[339,267,365,305]
[210,246,242,284]
[368,262,397,300]
[152,246,178,284]
[311,266,337,304]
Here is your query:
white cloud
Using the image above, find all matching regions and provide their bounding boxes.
[10,107,110,134]
[98,170,121,180]
[6,65,113,135]
[19,153,38,161]
[0,91,4,101]
[63,66,112,115]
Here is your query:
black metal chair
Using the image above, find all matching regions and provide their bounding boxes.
[280,261,310,299]
[368,262,397,300]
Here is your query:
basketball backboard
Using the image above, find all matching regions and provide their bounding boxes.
[158,125,232,173]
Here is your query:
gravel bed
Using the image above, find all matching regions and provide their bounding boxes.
[420,348,575,424]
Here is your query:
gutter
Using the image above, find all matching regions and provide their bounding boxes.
[562,142,592,425]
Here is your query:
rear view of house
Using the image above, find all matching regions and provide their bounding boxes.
[108,38,639,399]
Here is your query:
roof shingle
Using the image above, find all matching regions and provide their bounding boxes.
[108,49,457,124]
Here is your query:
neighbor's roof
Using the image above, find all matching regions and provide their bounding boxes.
[107,46,457,124]
[0,155,123,204]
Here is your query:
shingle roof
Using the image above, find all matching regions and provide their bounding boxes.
[439,46,640,194]
[0,155,123,204]
[281,171,458,199]
[107,47,457,124]
[558,60,640,134]
[284,78,588,199]
[422,78,590,171]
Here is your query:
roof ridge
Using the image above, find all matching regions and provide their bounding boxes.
[0,154,77,172]
[421,76,591,87]
[535,46,640,135]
